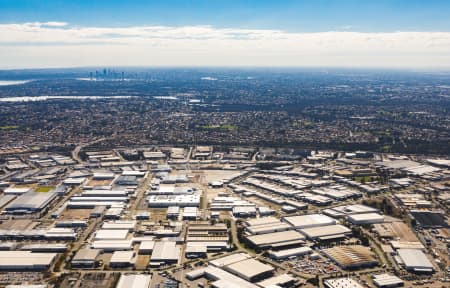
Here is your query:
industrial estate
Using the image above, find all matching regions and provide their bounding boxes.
[0,144,449,288]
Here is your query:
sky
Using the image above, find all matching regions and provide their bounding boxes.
[0,0,450,69]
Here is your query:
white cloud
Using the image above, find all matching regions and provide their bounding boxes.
[42,21,68,27]
[0,23,449,68]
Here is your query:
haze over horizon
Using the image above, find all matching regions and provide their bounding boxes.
[1,0,450,69]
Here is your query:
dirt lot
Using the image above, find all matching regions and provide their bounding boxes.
[86,179,113,186]
[149,208,168,222]
[374,222,419,242]
[62,208,93,220]
[0,219,36,230]
[199,169,243,183]
[135,255,150,269]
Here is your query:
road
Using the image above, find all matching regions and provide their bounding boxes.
[71,137,110,163]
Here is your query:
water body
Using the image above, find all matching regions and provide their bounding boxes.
[0,80,31,86]
[0,96,134,102]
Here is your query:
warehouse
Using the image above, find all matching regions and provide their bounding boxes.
[210,253,251,267]
[185,243,207,258]
[232,205,257,217]
[245,230,305,250]
[0,251,57,271]
[20,243,67,253]
[109,251,135,268]
[186,241,228,252]
[44,227,77,240]
[151,241,180,264]
[397,249,434,273]
[299,224,352,241]
[347,213,385,225]
[245,216,291,235]
[283,214,336,229]
[64,177,86,186]
[322,245,378,269]
[94,229,129,240]
[71,249,100,268]
[91,240,133,251]
[70,196,128,203]
[92,172,115,180]
[0,194,17,209]
[324,277,364,288]
[80,190,128,197]
[3,187,32,195]
[224,258,275,282]
[183,207,198,220]
[116,274,151,288]
[67,201,126,209]
[148,186,194,195]
[138,241,155,254]
[166,206,180,218]
[410,210,448,228]
[323,204,379,218]
[257,274,297,288]
[186,266,259,288]
[268,246,312,260]
[4,191,57,214]
[372,273,404,288]
[102,220,136,231]
[115,175,138,186]
[147,194,200,207]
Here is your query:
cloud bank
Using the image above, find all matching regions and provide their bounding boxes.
[0,23,449,69]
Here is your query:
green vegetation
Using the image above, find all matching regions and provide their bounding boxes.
[354,176,377,183]
[198,124,237,130]
[0,125,18,130]
[36,186,54,192]
[292,120,313,128]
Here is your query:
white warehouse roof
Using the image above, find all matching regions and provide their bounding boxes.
[283,214,336,229]
[116,274,151,288]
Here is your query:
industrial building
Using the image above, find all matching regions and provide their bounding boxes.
[151,241,180,265]
[257,274,297,288]
[324,277,364,288]
[185,243,208,258]
[245,216,291,235]
[268,246,312,260]
[138,241,155,254]
[210,253,251,267]
[94,229,129,240]
[71,249,100,268]
[299,224,352,241]
[372,273,404,288]
[147,194,200,207]
[186,266,259,288]
[347,213,385,225]
[396,249,434,273]
[283,214,336,229]
[109,251,135,268]
[322,245,378,269]
[91,240,133,251]
[323,204,379,219]
[0,251,57,271]
[245,230,305,250]
[102,220,136,231]
[224,258,274,282]
[116,274,151,288]
[4,191,57,214]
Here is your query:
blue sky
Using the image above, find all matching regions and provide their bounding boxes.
[0,1,450,68]
[1,0,450,32]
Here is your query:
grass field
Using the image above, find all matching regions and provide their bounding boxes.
[0,125,18,130]
[36,186,54,192]
[198,124,237,130]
